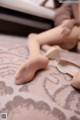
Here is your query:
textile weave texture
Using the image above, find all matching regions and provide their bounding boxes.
[0,34,80,120]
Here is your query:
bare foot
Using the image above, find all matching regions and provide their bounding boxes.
[15,56,49,85]
[71,70,80,89]
[61,19,76,36]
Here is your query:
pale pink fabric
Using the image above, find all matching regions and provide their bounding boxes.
[0,34,80,120]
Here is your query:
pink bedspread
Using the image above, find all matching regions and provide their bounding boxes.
[0,34,80,120]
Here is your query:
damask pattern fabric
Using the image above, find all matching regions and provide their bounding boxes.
[0,34,80,120]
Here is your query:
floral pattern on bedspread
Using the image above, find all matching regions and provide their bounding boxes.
[0,34,80,120]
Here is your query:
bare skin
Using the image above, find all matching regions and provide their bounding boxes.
[15,56,48,84]
[54,2,79,36]
[41,0,78,36]
[61,19,76,36]
[71,70,80,89]
[15,25,79,85]
[15,2,79,85]
[71,3,80,89]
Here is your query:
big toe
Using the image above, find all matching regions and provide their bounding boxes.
[15,67,26,84]
[15,68,34,85]
[15,73,34,85]
[15,78,26,85]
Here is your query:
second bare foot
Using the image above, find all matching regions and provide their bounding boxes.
[15,56,49,85]
[71,70,80,89]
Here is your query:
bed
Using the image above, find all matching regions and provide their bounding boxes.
[0,0,55,35]
[0,0,80,119]
[0,34,80,120]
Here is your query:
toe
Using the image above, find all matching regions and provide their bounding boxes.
[15,65,26,78]
[15,78,25,85]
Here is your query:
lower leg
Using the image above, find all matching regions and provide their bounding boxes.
[15,34,49,84]
[15,26,64,84]
[34,26,79,50]
[15,25,79,84]
[42,26,79,51]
